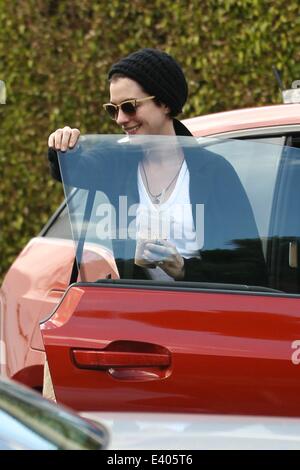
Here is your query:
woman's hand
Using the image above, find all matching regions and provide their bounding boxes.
[143,239,185,280]
[48,126,80,152]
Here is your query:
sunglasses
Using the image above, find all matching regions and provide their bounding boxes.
[103,96,155,120]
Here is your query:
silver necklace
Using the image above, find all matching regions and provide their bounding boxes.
[141,158,185,204]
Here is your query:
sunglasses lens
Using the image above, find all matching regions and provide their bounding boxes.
[104,100,137,119]
[105,104,117,119]
[121,101,136,115]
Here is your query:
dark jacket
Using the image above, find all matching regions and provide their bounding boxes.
[48,119,267,285]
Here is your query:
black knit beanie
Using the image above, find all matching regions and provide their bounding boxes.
[108,48,188,117]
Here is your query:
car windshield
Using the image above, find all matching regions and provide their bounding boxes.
[57,134,300,294]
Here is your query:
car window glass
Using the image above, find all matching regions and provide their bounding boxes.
[57,135,300,294]
[43,203,72,239]
[206,139,283,250]
[34,139,294,244]
[0,379,108,450]
[246,136,285,145]
[0,410,56,450]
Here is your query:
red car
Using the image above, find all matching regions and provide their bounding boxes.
[2,103,300,416]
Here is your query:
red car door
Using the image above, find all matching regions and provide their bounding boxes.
[41,135,300,416]
[41,282,300,415]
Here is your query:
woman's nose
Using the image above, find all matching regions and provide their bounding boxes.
[116,108,131,126]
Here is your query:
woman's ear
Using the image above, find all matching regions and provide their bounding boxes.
[154,98,171,116]
[163,103,171,115]
[161,103,171,116]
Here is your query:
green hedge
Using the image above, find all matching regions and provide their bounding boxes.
[1,0,300,281]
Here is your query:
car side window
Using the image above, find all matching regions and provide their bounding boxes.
[267,144,300,293]
[48,135,300,295]
[242,136,286,146]
[209,137,300,294]
[42,203,72,240]
[207,139,283,250]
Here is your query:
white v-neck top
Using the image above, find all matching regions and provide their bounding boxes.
[136,161,200,278]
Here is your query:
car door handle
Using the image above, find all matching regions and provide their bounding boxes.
[72,349,171,369]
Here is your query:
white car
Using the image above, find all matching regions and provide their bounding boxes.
[2,376,300,450]
[84,412,300,450]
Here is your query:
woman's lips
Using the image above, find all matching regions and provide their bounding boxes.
[124,124,141,135]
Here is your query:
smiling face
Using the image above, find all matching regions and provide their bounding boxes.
[109,77,175,136]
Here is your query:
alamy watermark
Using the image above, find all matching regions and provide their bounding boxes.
[291,340,300,365]
[93,197,204,249]
[0,80,6,104]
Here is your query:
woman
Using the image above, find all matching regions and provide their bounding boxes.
[48,48,266,285]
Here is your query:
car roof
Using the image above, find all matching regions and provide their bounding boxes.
[183,103,300,136]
